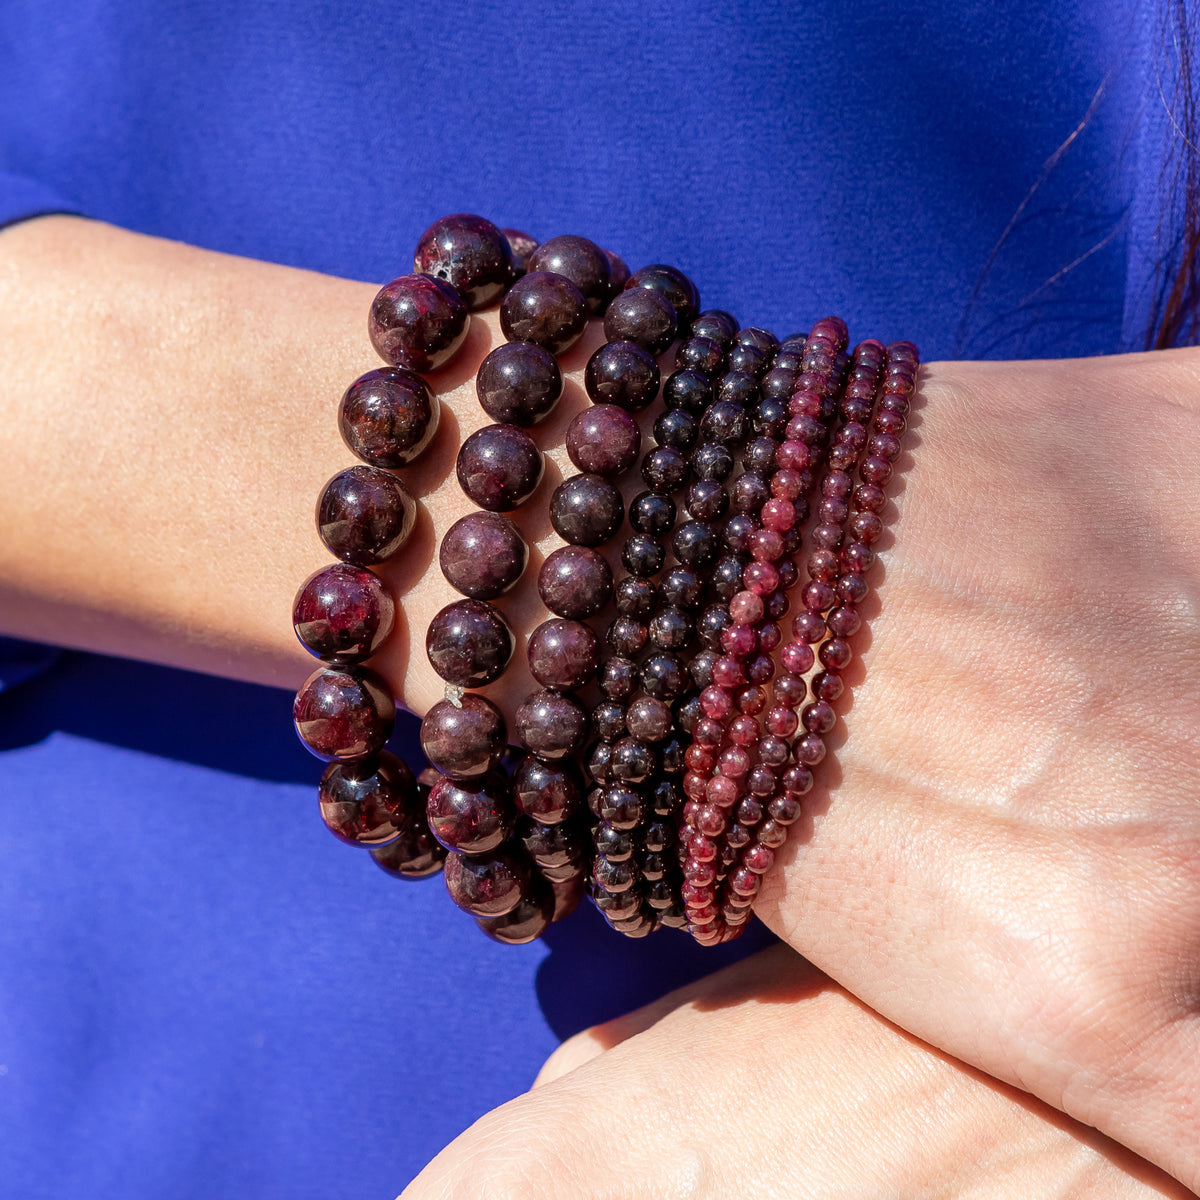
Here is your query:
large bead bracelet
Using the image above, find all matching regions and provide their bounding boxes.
[291,212,919,946]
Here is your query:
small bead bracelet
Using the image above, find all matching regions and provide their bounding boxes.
[291,212,919,946]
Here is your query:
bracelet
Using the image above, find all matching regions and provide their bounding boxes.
[290,212,919,947]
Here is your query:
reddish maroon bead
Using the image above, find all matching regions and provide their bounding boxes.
[774,440,808,471]
[818,497,849,525]
[369,273,468,373]
[444,849,530,918]
[476,340,563,427]
[687,833,718,862]
[802,700,837,735]
[757,819,787,849]
[849,512,882,545]
[685,744,716,773]
[626,264,700,326]
[764,706,799,738]
[699,685,734,720]
[413,213,513,310]
[317,750,416,846]
[773,673,807,708]
[811,523,844,552]
[760,498,794,533]
[821,470,852,500]
[426,599,514,687]
[808,549,839,583]
[826,605,861,639]
[566,404,641,476]
[681,880,716,908]
[317,465,416,566]
[792,610,827,643]
[780,638,815,674]
[729,715,760,746]
[477,881,556,944]
[512,755,582,824]
[828,443,857,472]
[720,624,756,657]
[626,696,673,743]
[744,844,775,875]
[339,367,439,469]
[839,421,868,451]
[293,562,394,663]
[603,286,678,355]
[819,638,854,670]
[768,794,802,826]
[502,228,538,276]
[293,664,395,761]
[742,561,779,596]
[528,234,612,315]
[861,455,893,485]
[370,813,446,879]
[880,394,911,417]
[500,270,588,354]
[719,746,751,778]
[771,469,808,502]
[705,775,739,809]
[585,340,661,411]
[870,431,902,461]
[683,857,717,886]
[802,580,836,613]
[538,546,613,619]
[694,717,725,747]
[456,423,544,512]
[683,771,709,801]
[420,694,507,780]
[549,473,624,546]
[727,591,762,626]
[756,621,782,652]
[794,733,827,765]
[729,867,760,897]
[875,409,907,436]
[842,541,875,573]
[527,618,599,691]
[837,572,869,604]
[783,763,815,797]
[811,669,844,703]
[711,656,745,689]
[440,511,528,599]
[696,804,728,837]
[515,689,588,760]
[426,772,512,855]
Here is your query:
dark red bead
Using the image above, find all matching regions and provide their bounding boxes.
[626,264,699,326]
[836,572,869,605]
[476,881,555,944]
[338,367,439,469]
[317,465,416,565]
[420,694,507,781]
[511,755,583,824]
[861,455,893,485]
[456,423,544,511]
[413,213,514,310]
[370,822,446,879]
[768,794,802,825]
[794,733,827,765]
[426,599,514,687]
[293,664,395,761]
[691,309,738,346]
[476,341,563,426]
[439,511,528,599]
[516,689,589,760]
[826,605,861,638]
[317,750,416,846]
[842,541,875,573]
[549,473,624,546]
[502,228,538,276]
[538,546,613,619]
[811,670,844,702]
[443,849,530,918]
[819,638,854,670]
[527,234,612,315]
[521,815,587,867]
[500,270,588,354]
[566,404,641,476]
[626,696,673,743]
[603,286,678,355]
[782,763,814,797]
[594,854,637,893]
[850,512,883,544]
[802,700,837,734]
[527,618,599,691]
[585,340,661,411]
[604,250,631,297]
[598,786,644,830]
[426,772,512,855]
[293,562,394,663]
[369,274,468,373]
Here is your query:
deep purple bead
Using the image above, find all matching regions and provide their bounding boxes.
[549,473,624,546]
[654,407,699,451]
[626,264,700,327]
[690,442,734,481]
[338,367,440,469]
[293,562,394,663]
[598,656,638,702]
[527,618,599,691]
[685,478,728,522]
[420,694,507,780]
[502,228,539,277]
[443,848,530,918]
[500,270,588,353]
[584,340,661,411]
[317,750,416,846]
[565,403,641,476]
[516,689,589,759]
[673,519,718,566]
[603,249,631,297]
[476,341,563,426]
[761,366,797,402]
[728,342,769,378]
[641,445,689,492]
[426,599,514,687]
[648,606,692,651]
[293,664,396,761]
[663,367,713,414]
[629,491,675,535]
[660,564,704,609]
[609,737,656,784]
[476,881,555,944]
[426,771,512,855]
[370,814,447,879]
[512,755,583,824]
[735,326,779,354]
[675,335,724,377]
[690,309,738,347]
[715,371,758,410]
[368,273,469,373]
[621,534,665,577]
[456,423,544,511]
[317,465,416,565]
[527,235,612,315]
[413,213,514,310]
[603,287,678,355]
[626,696,673,743]
[591,700,628,742]
[439,511,528,599]
[538,546,613,618]
[607,616,648,657]
[640,652,688,699]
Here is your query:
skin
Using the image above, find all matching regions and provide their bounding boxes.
[2,216,1197,1191]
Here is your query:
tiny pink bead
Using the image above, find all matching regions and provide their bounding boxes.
[802,580,836,612]
[808,549,839,582]
[685,743,716,772]
[769,469,805,500]
[765,706,799,738]
[700,685,734,720]
[822,470,853,499]
[729,715,760,747]
[827,605,861,637]
[812,523,843,551]
[706,775,739,808]
[780,638,816,674]
[697,803,728,836]
[789,390,822,417]
[776,440,808,470]
[802,700,836,734]
[682,798,704,824]
[719,745,752,777]
[694,717,724,747]
[688,832,717,861]
[729,591,765,625]
[743,561,779,595]
[720,624,756,657]
[711,655,746,688]
[683,771,709,801]
[761,498,795,532]
[730,867,761,897]
[683,857,717,885]
[818,497,848,525]
[861,455,893,485]
[751,529,784,562]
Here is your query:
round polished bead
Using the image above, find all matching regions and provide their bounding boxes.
[512,755,583,824]
[565,404,641,475]
[599,656,638,701]
[827,605,862,638]
[476,881,555,944]
[369,273,469,373]
[621,534,665,577]
[625,696,673,743]
[594,855,638,895]
[413,213,514,310]
[444,849,530,918]
[592,700,627,743]
[614,576,657,619]
[760,366,797,401]
[293,562,394,663]
[663,367,712,414]
[592,881,644,920]
[842,541,875,573]
[728,342,768,378]
[476,341,563,426]
[675,335,724,377]
[781,638,816,674]
[338,367,439,469]
[604,250,631,296]
[690,309,738,346]
[626,264,699,327]
[500,270,588,354]
[836,572,869,604]
[741,436,777,476]
[607,615,648,657]
[538,546,613,618]
[686,478,728,522]
[640,652,688,699]
[520,816,587,867]
[655,407,699,451]
[426,599,514,687]
[773,673,806,708]
[426,772,512,855]
[731,472,770,516]
[527,618,599,691]
[691,442,734,481]
[802,700,837,735]
[317,465,416,565]
[420,694,507,780]
[819,637,854,670]
[502,228,538,276]
[660,565,704,609]
[673,520,718,566]
[629,491,675,536]
[370,814,447,879]
[584,340,661,411]
[609,737,656,784]
[317,750,416,846]
[648,607,691,652]
[714,372,758,410]
[527,234,612,315]
[603,286,678,354]
[516,689,588,759]
[293,664,395,761]
[439,511,528,599]
[599,785,644,830]
[794,733,827,765]
[549,473,624,546]
[456,423,544,511]
[850,511,883,544]
[861,455,893,485]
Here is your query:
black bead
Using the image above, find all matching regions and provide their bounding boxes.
[760,366,797,402]
[753,396,790,439]
[724,513,756,553]
[741,436,777,475]
[595,822,635,862]
[727,342,769,379]
[688,648,718,689]
[663,367,713,415]
[690,442,734,481]
[598,785,645,830]
[649,777,683,818]
[653,407,699,450]
[610,737,656,784]
[621,534,665,577]
[629,491,676,535]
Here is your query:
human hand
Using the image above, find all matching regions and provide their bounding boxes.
[399,945,1192,1199]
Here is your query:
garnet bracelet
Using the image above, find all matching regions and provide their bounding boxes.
[291,213,918,946]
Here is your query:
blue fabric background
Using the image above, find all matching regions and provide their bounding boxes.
[0,1,1160,1196]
